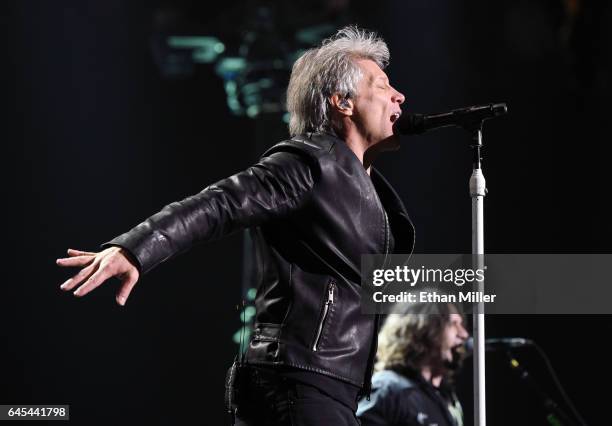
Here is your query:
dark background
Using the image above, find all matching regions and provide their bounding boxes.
[3,0,611,425]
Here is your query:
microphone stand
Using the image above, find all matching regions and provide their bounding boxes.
[502,350,579,426]
[469,125,487,426]
[397,102,507,426]
[461,103,506,426]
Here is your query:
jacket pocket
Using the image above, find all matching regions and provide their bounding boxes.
[312,280,336,351]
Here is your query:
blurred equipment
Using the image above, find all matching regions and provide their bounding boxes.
[468,337,588,426]
[150,0,352,119]
[465,337,533,352]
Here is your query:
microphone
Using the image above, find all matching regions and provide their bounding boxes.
[465,337,533,352]
[394,103,508,135]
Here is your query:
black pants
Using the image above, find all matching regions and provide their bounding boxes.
[232,366,360,426]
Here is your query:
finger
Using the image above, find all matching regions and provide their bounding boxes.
[60,262,98,291]
[73,267,111,297]
[116,272,139,306]
[67,248,97,257]
[56,255,95,268]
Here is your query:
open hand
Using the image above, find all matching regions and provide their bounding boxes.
[57,247,140,306]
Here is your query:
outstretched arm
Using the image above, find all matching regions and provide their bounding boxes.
[56,150,315,305]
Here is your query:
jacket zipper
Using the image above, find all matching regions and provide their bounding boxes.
[382,210,390,268]
[312,281,335,351]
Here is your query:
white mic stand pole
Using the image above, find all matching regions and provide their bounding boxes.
[469,127,487,426]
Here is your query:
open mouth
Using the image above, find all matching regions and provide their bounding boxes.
[390,111,402,123]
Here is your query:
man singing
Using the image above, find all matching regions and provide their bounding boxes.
[57,26,415,425]
[357,303,469,426]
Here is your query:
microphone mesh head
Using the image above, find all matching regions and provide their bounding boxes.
[491,103,508,116]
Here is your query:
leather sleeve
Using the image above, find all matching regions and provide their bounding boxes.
[103,151,315,274]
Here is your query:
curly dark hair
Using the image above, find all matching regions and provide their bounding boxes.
[375,302,466,379]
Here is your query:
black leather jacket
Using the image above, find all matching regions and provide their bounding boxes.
[106,132,415,390]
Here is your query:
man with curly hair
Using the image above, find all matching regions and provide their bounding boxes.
[357,303,469,426]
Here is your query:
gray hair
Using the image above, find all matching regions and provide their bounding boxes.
[286,25,390,136]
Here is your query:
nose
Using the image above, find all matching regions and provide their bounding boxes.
[458,324,469,341]
[392,87,405,105]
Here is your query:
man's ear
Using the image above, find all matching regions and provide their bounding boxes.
[330,94,353,116]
